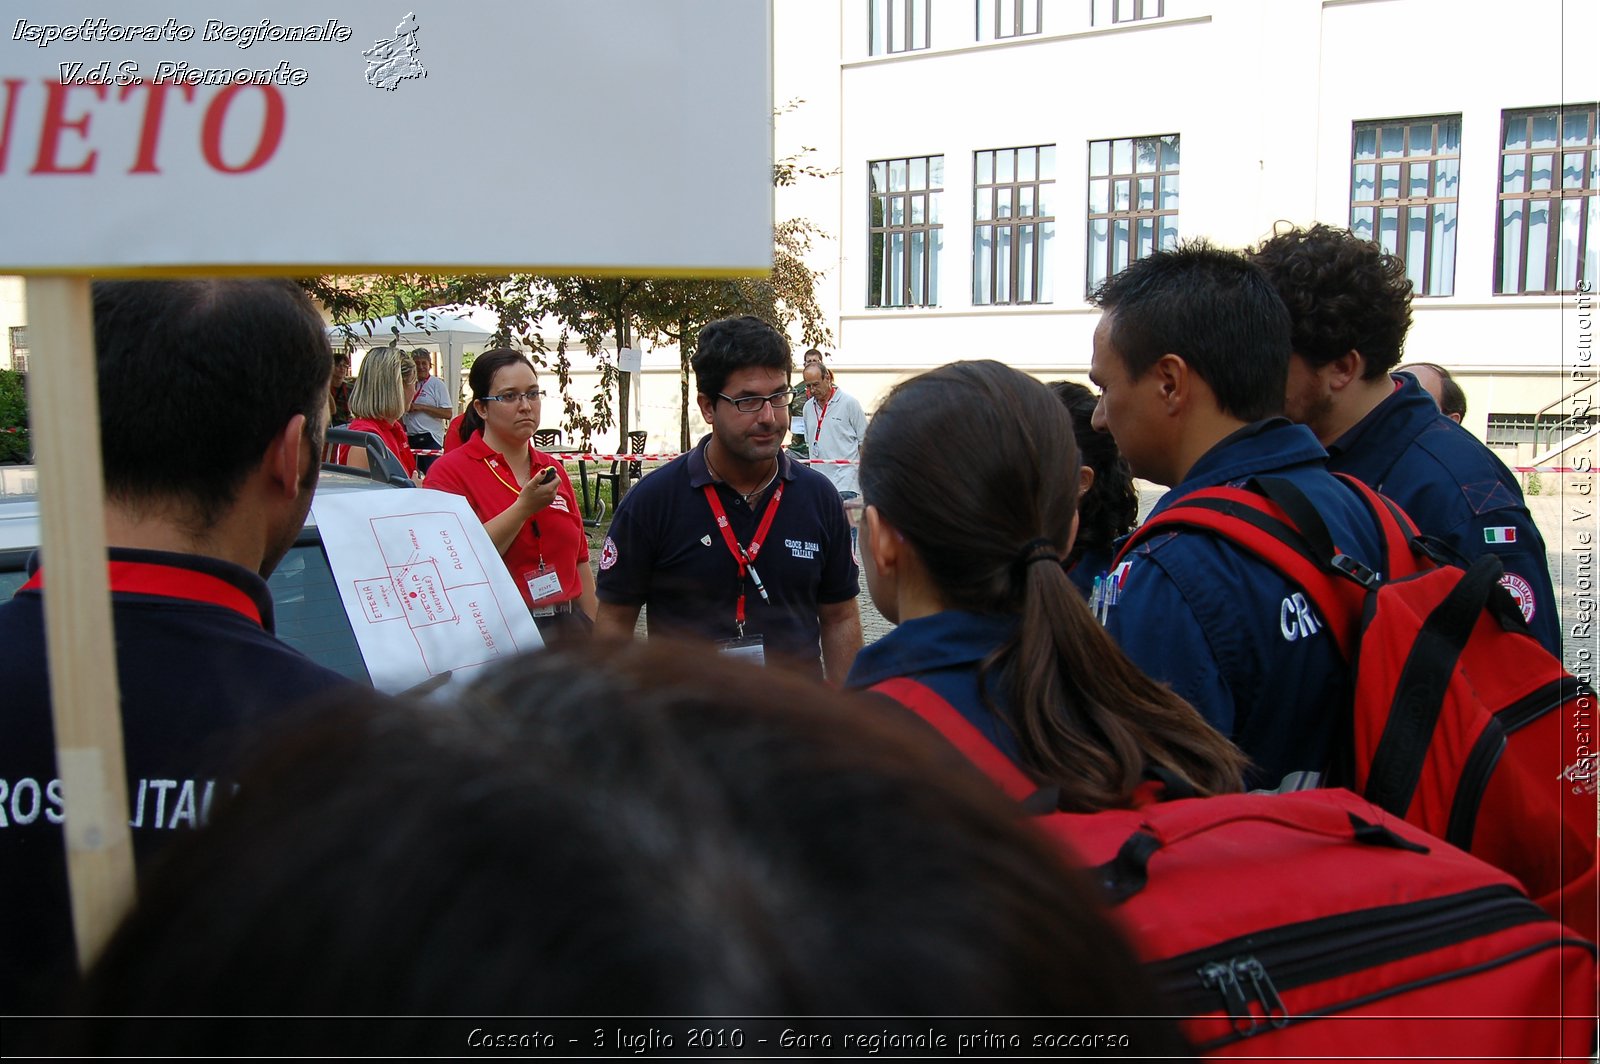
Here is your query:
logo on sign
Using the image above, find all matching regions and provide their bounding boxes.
[364,12,426,91]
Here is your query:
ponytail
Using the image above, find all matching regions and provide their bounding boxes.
[864,361,1247,811]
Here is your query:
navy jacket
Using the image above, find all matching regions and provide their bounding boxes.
[845,609,1026,765]
[0,548,352,1013]
[1104,419,1385,790]
[1327,373,1560,656]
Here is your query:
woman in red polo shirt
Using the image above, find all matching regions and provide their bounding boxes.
[337,345,418,477]
[425,349,595,643]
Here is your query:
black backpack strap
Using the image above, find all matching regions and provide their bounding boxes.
[1362,553,1505,817]
[1254,477,1382,589]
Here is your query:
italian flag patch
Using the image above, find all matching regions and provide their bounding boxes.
[1484,526,1517,544]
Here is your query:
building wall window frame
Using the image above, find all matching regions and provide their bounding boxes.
[7,326,26,375]
[1086,133,1178,295]
[1350,115,1461,297]
[1495,104,1599,295]
[869,155,944,308]
[869,0,929,55]
[974,144,1055,305]
[1113,0,1164,23]
[977,0,1041,39]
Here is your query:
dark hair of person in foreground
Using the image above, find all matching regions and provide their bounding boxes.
[861,361,1247,809]
[70,641,1188,1054]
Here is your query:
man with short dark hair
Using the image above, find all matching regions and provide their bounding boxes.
[1250,225,1558,654]
[595,316,862,681]
[0,279,352,1013]
[403,348,451,473]
[1088,242,1385,790]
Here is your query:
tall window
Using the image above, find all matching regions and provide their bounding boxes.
[869,0,929,55]
[869,155,943,307]
[1087,134,1179,294]
[1350,116,1460,297]
[7,326,25,375]
[974,145,1055,305]
[1496,104,1599,294]
[977,0,1040,39]
[1114,0,1163,22]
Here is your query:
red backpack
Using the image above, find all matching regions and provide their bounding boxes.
[1114,474,1597,939]
[873,676,1598,1059]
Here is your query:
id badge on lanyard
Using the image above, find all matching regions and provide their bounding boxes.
[525,564,563,604]
[717,634,765,664]
[703,480,784,665]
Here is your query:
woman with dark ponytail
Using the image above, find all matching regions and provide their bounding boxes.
[844,361,1245,811]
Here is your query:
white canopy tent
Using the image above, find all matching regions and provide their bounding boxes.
[329,309,496,409]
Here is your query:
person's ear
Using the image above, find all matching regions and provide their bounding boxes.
[1325,349,1365,392]
[264,414,308,498]
[864,505,901,577]
[1151,353,1189,412]
[1077,464,1095,500]
[696,391,717,422]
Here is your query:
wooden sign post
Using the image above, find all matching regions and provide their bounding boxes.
[24,277,134,969]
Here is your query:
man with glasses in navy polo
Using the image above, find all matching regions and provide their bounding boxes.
[595,316,862,682]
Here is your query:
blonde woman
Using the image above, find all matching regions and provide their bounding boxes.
[337,346,417,477]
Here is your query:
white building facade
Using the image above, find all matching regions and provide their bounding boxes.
[774,0,1598,468]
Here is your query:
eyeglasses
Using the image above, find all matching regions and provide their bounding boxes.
[482,389,546,405]
[842,498,866,530]
[716,388,791,414]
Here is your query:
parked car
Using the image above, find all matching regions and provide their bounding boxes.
[0,464,399,683]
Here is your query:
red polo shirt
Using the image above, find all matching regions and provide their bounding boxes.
[425,433,589,608]
[338,418,417,476]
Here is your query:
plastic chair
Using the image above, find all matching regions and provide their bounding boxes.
[590,430,646,514]
[533,428,563,450]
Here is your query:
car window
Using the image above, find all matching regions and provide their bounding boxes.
[267,543,371,683]
[0,569,24,599]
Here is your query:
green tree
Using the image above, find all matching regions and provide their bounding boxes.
[0,369,29,464]
[301,104,833,470]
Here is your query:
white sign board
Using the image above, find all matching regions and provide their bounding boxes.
[617,346,642,375]
[0,1,773,274]
[312,487,543,694]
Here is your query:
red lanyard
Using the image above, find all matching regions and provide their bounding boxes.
[23,561,263,628]
[702,480,784,630]
[812,394,830,445]
[484,449,545,567]
[411,384,425,405]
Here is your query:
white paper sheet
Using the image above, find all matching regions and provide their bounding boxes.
[311,487,542,694]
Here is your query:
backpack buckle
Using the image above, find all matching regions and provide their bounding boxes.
[1331,553,1378,588]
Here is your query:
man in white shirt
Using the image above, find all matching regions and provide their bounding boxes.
[404,349,452,473]
[802,362,867,552]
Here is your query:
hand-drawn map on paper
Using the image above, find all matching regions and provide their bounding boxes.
[311,488,542,693]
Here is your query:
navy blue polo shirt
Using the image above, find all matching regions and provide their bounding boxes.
[1328,373,1560,656]
[0,548,353,1013]
[846,610,1026,765]
[1104,419,1386,790]
[596,436,858,673]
